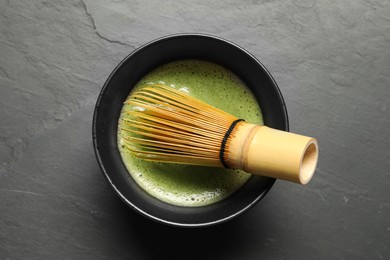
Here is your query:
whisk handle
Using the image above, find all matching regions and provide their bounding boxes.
[229,124,319,184]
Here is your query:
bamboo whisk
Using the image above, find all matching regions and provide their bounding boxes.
[120,84,319,185]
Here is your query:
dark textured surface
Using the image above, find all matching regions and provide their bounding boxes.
[1,0,389,259]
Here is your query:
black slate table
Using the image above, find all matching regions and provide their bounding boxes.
[1,1,389,259]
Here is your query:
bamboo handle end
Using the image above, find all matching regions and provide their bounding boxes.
[228,124,319,185]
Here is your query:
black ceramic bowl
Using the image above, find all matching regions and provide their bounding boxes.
[92,34,288,227]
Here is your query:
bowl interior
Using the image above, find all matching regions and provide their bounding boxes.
[92,34,288,227]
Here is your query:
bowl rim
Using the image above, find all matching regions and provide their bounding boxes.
[92,33,289,227]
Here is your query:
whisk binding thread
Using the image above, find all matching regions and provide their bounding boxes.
[219,119,244,168]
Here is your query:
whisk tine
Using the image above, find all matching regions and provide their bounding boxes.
[122,111,226,139]
[121,120,222,146]
[119,84,237,167]
[126,102,229,132]
[122,137,219,156]
[127,85,235,121]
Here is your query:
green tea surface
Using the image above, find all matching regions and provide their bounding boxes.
[118,60,263,207]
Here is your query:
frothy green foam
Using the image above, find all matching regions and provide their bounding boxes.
[118,60,263,207]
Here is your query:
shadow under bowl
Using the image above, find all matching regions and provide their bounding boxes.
[92,34,289,227]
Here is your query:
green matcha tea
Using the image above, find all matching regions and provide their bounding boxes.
[118,60,263,207]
